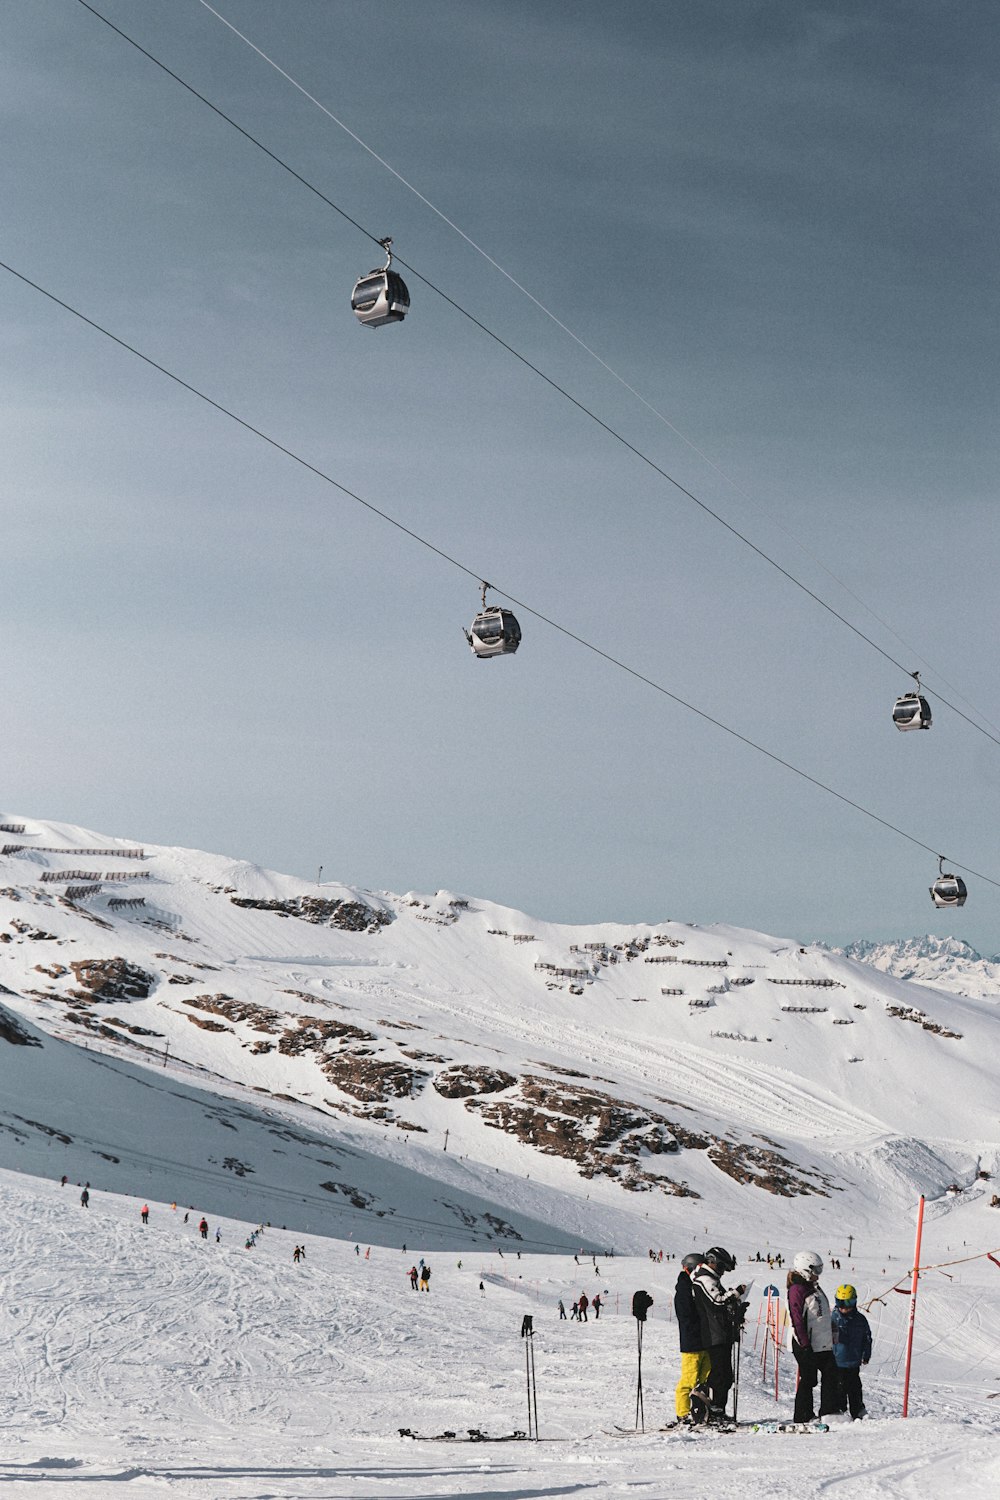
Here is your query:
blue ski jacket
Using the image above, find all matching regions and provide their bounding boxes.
[832,1306,872,1368]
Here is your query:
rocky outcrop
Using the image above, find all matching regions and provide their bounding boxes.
[69,958,155,1001]
[468,1076,696,1194]
[707,1138,833,1197]
[433,1064,517,1098]
[229,896,392,933]
[0,1004,43,1047]
[320,1052,426,1104]
[466,1074,829,1199]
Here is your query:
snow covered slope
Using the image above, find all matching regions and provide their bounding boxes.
[3,815,1000,1495]
[3,814,999,1260]
[2,1165,1000,1498]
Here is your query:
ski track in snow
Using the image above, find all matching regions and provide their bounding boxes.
[2,1170,1000,1499]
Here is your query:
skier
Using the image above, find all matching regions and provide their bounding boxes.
[215,1227,221,1243]
[674,1251,710,1426]
[140,1204,149,1225]
[479,1281,485,1296]
[787,1250,837,1423]
[571,1300,580,1321]
[592,1294,602,1319]
[558,1299,567,1319]
[80,1188,90,1208]
[831,1284,872,1420]
[409,1266,419,1290]
[420,1263,431,1292]
[578,1291,589,1322]
[691,1247,747,1421]
[199,1217,208,1239]
[61,1175,68,1187]
[293,1245,301,1263]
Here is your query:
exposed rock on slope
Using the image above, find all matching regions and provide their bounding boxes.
[70,958,155,1001]
[229,895,391,932]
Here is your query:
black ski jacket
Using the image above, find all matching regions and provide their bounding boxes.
[692,1263,741,1348]
[674,1270,704,1352]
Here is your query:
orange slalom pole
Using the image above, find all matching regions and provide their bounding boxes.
[902,1194,926,1418]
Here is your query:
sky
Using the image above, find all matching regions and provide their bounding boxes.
[1,0,998,952]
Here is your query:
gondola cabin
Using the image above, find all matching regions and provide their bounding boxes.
[351,267,410,328]
[930,871,967,908]
[465,605,521,659]
[893,692,932,731]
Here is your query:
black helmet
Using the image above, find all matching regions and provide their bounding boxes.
[681,1252,703,1271]
[704,1246,736,1274]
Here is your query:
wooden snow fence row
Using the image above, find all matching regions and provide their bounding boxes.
[64,884,102,901]
[108,897,146,910]
[0,823,26,834]
[779,1005,829,1014]
[646,955,729,967]
[767,977,844,988]
[19,846,145,858]
[534,962,589,979]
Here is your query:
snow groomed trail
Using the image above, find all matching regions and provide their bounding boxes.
[2,1170,1000,1499]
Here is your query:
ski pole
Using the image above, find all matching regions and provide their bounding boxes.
[733,1332,741,1423]
[530,1333,539,1439]
[635,1319,645,1432]
[527,1332,536,1434]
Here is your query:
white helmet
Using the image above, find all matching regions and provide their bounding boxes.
[793,1250,823,1278]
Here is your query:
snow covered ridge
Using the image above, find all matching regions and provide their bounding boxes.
[833,936,1000,1000]
[1,813,998,1253]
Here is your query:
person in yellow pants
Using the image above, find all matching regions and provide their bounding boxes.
[674,1252,711,1423]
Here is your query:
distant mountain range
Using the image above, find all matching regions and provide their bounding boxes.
[834,935,1000,1000]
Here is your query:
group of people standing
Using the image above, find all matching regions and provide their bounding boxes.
[786,1251,872,1422]
[674,1246,748,1424]
[557,1292,603,1320]
[674,1247,872,1426]
[408,1261,432,1291]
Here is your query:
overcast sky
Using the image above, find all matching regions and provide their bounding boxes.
[2,1,998,950]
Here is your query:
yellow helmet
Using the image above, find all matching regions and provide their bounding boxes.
[836,1284,857,1304]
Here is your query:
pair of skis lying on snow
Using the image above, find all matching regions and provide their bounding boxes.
[612,1419,830,1435]
[399,1421,829,1442]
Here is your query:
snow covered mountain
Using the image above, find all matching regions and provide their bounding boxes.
[838,936,1000,1001]
[3,813,999,1259]
[4,814,1000,1495]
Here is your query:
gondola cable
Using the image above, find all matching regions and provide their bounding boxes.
[185,0,1000,745]
[72,0,1000,753]
[0,251,994,898]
